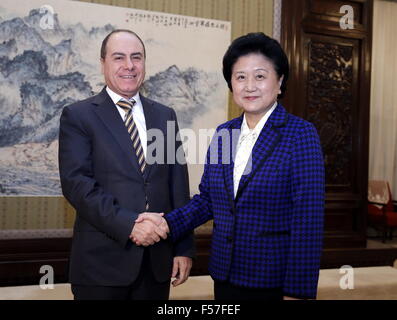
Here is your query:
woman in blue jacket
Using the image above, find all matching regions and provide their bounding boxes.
[135,32,325,300]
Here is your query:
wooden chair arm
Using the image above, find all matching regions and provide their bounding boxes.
[368,201,386,206]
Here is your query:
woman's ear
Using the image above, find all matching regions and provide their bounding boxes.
[278,75,284,94]
[279,75,284,87]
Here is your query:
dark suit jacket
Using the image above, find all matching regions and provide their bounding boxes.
[58,87,194,286]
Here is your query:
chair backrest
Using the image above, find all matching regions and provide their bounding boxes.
[368,180,393,211]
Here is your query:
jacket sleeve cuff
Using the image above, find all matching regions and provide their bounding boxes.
[173,231,196,258]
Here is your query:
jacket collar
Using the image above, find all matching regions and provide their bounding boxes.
[227,103,288,130]
[223,102,289,203]
[93,87,147,178]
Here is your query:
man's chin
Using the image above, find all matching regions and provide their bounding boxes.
[119,89,139,98]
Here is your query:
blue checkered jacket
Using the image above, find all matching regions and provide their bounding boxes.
[165,104,325,299]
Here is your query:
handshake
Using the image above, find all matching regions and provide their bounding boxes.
[130,212,170,246]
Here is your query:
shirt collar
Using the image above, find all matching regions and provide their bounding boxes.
[241,101,278,137]
[106,86,142,106]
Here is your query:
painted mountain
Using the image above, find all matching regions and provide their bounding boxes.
[0,8,225,195]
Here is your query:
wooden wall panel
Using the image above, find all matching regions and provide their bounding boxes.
[281,0,373,249]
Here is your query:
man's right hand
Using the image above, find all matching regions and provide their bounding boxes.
[130,212,169,246]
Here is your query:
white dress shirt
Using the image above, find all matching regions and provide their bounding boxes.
[106,87,147,157]
[233,101,277,198]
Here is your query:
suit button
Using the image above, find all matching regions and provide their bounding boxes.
[226,236,233,243]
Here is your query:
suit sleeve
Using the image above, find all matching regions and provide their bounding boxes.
[165,130,215,242]
[58,106,137,247]
[283,122,325,299]
[167,109,196,257]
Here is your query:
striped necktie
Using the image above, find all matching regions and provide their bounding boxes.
[117,98,149,210]
[116,99,146,173]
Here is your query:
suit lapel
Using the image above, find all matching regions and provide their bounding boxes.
[141,96,157,179]
[235,104,289,200]
[222,115,243,205]
[235,125,280,199]
[93,88,143,177]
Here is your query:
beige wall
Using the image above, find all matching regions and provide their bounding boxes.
[0,0,273,233]
[369,0,397,199]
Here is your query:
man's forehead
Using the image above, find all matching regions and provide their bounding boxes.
[107,32,144,50]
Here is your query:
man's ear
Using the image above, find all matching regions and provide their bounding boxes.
[100,58,105,74]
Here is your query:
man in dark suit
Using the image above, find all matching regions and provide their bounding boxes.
[58,29,194,300]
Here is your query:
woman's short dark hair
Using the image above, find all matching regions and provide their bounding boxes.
[222,32,289,99]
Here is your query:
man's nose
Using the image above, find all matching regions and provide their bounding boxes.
[125,58,134,70]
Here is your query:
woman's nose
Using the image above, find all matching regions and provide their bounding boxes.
[245,77,256,91]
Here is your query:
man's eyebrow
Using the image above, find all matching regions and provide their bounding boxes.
[110,52,144,58]
[111,52,143,56]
